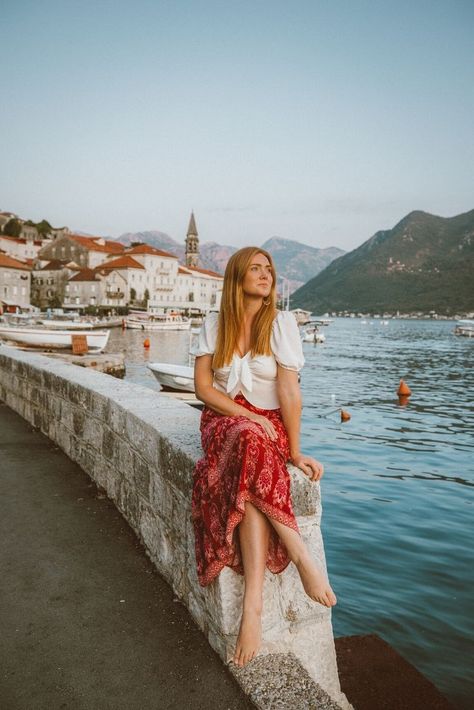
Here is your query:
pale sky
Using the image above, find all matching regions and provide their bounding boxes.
[1,0,473,250]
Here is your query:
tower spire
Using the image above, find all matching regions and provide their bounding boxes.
[185,211,199,267]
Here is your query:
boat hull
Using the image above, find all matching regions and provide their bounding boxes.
[148,363,195,392]
[126,320,191,331]
[0,326,110,352]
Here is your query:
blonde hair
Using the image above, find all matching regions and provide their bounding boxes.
[213,246,277,368]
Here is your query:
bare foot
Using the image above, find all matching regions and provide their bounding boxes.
[296,554,337,607]
[233,608,262,667]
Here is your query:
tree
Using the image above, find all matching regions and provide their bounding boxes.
[48,294,62,309]
[3,219,22,237]
[36,219,53,236]
[144,288,150,305]
[130,287,136,302]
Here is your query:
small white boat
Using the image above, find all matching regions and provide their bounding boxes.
[148,363,195,392]
[301,325,326,343]
[454,319,474,337]
[0,325,110,352]
[38,319,95,330]
[311,316,334,326]
[125,311,191,331]
[290,308,313,325]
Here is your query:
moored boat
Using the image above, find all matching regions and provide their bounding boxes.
[38,319,95,330]
[0,325,110,352]
[454,319,474,337]
[290,308,313,325]
[301,324,326,343]
[148,362,195,392]
[125,311,191,331]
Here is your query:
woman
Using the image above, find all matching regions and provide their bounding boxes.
[192,246,337,669]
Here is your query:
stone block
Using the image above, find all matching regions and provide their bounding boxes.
[289,465,322,519]
[131,451,152,501]
[230,652,344,710]
[124,413,161,468]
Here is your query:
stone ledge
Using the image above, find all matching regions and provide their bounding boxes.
[230,653,343,709]
[0,344,351,709]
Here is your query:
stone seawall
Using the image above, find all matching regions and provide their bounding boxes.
[0,346,350,709]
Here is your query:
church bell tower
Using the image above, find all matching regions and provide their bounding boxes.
[185,211,199,267]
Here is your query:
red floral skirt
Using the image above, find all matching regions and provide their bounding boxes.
[192,393,299,587]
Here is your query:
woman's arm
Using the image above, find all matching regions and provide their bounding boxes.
[194,355,278,441]
[276,364,324,481]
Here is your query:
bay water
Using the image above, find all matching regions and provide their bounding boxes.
[106,319,473,708]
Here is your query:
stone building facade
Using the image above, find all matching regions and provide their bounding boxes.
[0,253,32,310]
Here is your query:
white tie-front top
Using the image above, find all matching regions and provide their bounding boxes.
[191,310,305,410]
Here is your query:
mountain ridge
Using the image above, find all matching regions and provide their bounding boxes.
[291,208,474,314]
[118,231,344,289]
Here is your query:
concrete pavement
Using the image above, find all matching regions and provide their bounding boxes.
[0,401,253,710]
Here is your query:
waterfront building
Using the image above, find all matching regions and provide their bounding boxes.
[0,252,32,311]
[37,233,125,270]
[160,264,223,314]
[121,244,179,307]
[94,255,147,308]
[63,268,103,309]
[31,259,80,309]
[0,234,45,261]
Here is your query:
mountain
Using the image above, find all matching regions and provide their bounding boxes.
[119,230,183,258]
[261,237,345,292]
[119,230,237,272]
[291,209,474,315]
[119,231,344,289]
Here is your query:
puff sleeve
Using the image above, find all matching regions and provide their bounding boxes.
[271,311,305,371]
[190,311,219,357]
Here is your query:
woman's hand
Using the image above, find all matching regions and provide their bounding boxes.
[246,412,278,442]
[291,453,324,481]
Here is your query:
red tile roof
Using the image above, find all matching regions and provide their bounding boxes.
[95,255,145,271]
[40,259,69,270]
[187,265,223,278]
[0,236,44,246]
[178,266,191,274]
[69,234,125,253]
[125,244,178,258]
[0,253,32,271]
[69,268,99,282]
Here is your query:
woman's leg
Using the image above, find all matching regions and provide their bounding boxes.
[268,518,337,607]
[233,501,271,667]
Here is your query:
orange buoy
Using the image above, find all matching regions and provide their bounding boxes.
[341,409,351,422]
[397,379,412,396]
[143,338,150,349]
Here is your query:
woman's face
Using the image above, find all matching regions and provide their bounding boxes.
[241,253,273,299]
